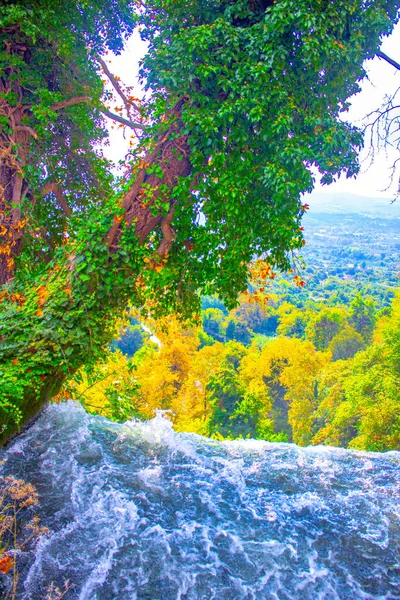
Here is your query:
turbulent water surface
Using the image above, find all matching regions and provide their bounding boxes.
[1,402,399,600]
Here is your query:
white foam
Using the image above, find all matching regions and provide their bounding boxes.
[0,402,397,600]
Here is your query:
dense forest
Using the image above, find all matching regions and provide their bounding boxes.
[59,221,400,452]
[54,194,400,452]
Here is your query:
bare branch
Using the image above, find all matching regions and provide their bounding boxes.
[48,94,146,130]
[99,106,146,130]
[376,51,400,72]
[360,82,400,194]
[366,104,400,130]
[98,56,141,115]
[50,96,91,111]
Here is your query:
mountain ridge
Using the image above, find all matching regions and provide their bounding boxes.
[304,192,400,215]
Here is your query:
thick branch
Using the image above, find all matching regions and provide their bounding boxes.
[41,182,72,217]
[99,106,146,130]
[376,50,400,72]
[14,125,37,139]
[50,96,91,111]
[157,208,176,257]
[106,98,191,251]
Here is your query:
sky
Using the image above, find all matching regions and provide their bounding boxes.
[107,22,400,199]
[313,21,400,198]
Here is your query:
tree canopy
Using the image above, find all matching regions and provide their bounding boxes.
[0,0,399,443]
[63,287,399,451]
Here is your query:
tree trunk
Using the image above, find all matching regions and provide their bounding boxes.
[0,100,191,445]
[0,161,27,286]
[0,38,32,285]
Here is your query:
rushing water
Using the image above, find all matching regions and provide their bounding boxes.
[0,402,399,600]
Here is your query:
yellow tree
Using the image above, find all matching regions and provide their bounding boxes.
[133,316,199,419]
[173,342,234,434]
[279,342,330,445]
[58,348,141,422]
[276,302,309,339]
[310,359,352,447]
[240,337,329,444]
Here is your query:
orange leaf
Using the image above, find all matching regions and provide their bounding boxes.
[0,555,13,574]
[11,293,25,306]
[37,286,49,306]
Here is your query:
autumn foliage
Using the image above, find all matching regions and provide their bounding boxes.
[58,284,400,452]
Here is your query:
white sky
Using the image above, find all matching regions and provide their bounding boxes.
[313,21,400,197]
[108,22,400,198]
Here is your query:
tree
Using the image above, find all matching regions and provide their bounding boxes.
[348,293,376,342]
[203,308,225,341]
[59,348,142,422]
[0,1,139,284]
[239,336,329,444]
[112,322,149,357]
[277,303,308,338]
[328,325,365,360]
[1,0,399,443]
[305,307,346,350]
[206,341,247,438]
[311,293,400,451]
[172,340,242,435]
[233,299,277,336]
[132,315,199,419]
[225,318,237,341]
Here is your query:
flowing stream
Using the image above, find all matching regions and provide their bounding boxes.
[0,402,399,600]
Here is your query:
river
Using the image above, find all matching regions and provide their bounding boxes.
[0,402,399,599]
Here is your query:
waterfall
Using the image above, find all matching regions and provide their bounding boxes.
[1,402,399,600]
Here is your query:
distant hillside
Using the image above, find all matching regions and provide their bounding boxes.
[303,192,400,216]
[297,191,400,296]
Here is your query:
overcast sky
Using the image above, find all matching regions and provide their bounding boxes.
[108,22,400,198]
[313,21,400,197]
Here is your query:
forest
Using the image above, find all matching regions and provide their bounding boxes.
[59,260,400,452]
